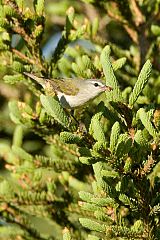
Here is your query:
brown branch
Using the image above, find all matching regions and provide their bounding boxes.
[107,3,138,44]
[139,155,155,177]
[4,0,23,15]
[4,1,47,74]
[12,48,46,72]
[12,21,33,45]
[108,11,138,43]
[130,0,145,27]
[124,24,139,44]
[12,48,35,65]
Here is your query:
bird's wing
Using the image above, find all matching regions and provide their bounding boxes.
[24,73,79,96]
[50,78,79,96]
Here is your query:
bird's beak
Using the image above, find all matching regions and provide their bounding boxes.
[101,85,113,91]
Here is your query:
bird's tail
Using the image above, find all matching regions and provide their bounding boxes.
[23,72,46,88]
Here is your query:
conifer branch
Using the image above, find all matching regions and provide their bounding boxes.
[0,0,160,239]
[11,48,37,66]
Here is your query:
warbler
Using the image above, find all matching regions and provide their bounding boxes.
[24,72,112,109]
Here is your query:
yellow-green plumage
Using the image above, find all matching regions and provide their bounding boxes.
[49,78,79,96]
[24,72,79,96]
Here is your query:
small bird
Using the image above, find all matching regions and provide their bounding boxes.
[24,72,112,109]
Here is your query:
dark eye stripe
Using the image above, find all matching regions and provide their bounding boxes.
[94,83,99,87]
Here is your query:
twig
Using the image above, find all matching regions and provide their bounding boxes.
[12,20,33,46]
[130,0,145,27]
[12,48,46,72]
[124,25,138,44]
[12,48,35,65]
[107,2,139,44]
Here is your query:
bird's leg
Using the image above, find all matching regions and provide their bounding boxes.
[70,109,79,124]
[65,108,87,134]
[73,108,88,134]
[63,108,78,127]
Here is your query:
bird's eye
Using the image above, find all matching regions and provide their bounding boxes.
[94,83,99,87]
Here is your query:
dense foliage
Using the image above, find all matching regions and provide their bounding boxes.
[0,0,160,239]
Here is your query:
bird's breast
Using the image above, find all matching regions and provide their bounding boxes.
[57,92,87,108]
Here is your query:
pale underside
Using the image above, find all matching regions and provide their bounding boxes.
[57,91,101,108]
